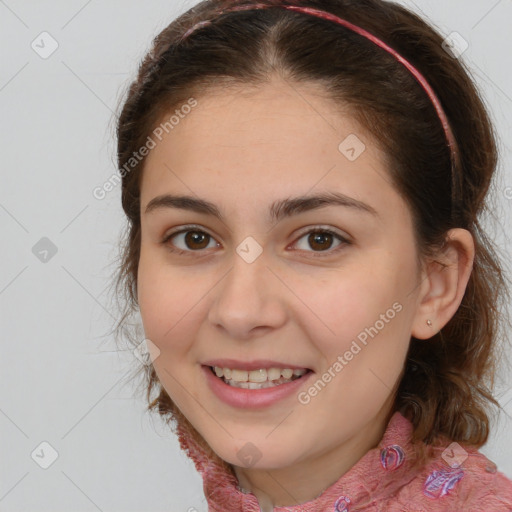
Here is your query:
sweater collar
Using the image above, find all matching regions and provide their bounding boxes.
[175,411,420,511]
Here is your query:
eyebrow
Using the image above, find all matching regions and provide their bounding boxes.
[144,191,379,223]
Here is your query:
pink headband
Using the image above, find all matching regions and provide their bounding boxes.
[179,2,461,218]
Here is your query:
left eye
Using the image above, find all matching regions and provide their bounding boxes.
[162,227,349,255]
[294,228,348,253]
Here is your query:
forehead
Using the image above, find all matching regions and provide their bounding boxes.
[140,80,400,220]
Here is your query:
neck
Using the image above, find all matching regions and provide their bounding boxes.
[232,405,392,509]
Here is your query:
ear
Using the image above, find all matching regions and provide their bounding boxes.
[411,228,475,340]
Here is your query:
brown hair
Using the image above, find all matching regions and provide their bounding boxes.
[112,0,511,464]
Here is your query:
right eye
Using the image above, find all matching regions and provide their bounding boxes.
[161,226,220,255]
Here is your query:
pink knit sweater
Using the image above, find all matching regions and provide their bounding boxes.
[176,412,512,511]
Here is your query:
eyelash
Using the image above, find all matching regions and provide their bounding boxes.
[160,224,351,258]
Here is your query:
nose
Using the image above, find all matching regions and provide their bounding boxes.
[207,249,287,340]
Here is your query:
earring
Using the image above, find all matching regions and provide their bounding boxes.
[426,319,433,326]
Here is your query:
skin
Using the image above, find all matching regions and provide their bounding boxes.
[136,79,474,509]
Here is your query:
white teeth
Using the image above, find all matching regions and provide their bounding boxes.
[230,369,249,382]
[248,369,267,383]
[212,366,308,383]
[267,368,281,381]
[229,380,280,389]
[281,369,293,379]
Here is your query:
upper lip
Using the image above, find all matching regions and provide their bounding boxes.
[202,359,312,371]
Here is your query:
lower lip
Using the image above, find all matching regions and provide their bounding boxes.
[202,365,314,409]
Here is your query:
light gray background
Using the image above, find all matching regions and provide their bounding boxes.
[1,1,511,511]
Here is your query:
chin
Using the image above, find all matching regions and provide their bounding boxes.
[206,438,301,471]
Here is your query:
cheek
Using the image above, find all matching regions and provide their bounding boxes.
[137,252,205,354]
[294,257,413,365]
[137,259,207,403]
[295,267,389,333]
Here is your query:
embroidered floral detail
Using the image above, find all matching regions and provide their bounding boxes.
[333,495,351,511]
[380,444,405,470]
[423,467,464,499]
[485,461,497,474]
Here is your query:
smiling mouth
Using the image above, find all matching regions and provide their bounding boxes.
[208,365,312,389]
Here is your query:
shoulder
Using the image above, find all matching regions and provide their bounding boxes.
[454,449,512,510]
[387,445,512,512]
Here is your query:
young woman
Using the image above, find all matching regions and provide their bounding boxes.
[113,0,512,509]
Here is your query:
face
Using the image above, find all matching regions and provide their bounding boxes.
[137,80,424,472]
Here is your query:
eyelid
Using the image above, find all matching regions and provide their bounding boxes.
[293,225,352,243]
[162,224,214,241]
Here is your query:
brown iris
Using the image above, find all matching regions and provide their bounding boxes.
[307,231,334,251]
[185,231,210,250]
